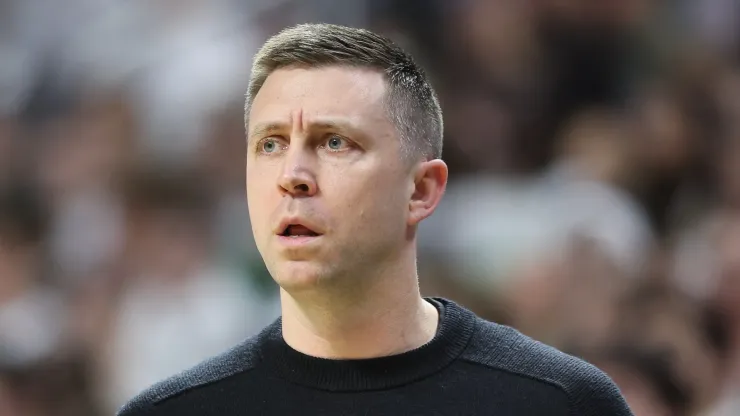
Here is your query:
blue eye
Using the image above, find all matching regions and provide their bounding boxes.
[261,139,279,153]
[326,135,345,150]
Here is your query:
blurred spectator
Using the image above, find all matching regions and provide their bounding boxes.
[2,0,740,414]
[613,280,732,412]
[0,357,98,416]
[95,166,278,413]
[587,345,691,416]
[35,92,134,286]
[0,185,63,369]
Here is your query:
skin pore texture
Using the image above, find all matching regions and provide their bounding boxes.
[246,66,447,359]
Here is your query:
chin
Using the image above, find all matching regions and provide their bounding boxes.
[269,260,332,292]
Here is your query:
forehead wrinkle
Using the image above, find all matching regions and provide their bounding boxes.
[272,67,385,109]
[250,67,395,142]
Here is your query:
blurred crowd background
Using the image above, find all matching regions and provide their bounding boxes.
[2,0,740,415]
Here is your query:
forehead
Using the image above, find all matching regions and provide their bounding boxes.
[249,66,390,127]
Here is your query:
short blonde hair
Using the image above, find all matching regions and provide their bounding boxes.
[245,23,443,160]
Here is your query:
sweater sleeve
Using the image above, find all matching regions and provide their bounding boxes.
[568,365,634,416]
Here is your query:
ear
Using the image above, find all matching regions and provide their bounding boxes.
[408,159,448,226]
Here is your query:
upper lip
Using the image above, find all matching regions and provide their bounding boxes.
[275,217,324,236]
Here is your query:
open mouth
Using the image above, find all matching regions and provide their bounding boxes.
[280,224,321,238]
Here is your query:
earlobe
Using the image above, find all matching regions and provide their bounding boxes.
[408,159,448,226]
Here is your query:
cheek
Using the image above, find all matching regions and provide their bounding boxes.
[246,173,278,236]
[327,170,408,233]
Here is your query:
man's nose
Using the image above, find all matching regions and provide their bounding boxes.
[277,148,318,197]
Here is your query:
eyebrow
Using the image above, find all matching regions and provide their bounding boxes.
[248,122,286,142]
[248,119,355,142]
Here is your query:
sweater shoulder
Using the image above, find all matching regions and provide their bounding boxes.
[116,334,261,415]
[461,318,633,416]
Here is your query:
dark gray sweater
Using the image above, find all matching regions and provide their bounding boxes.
[118,298,633,415]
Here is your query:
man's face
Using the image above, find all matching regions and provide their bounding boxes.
[246,66,413,292]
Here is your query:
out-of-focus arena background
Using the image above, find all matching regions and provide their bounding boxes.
[1,0,740,414]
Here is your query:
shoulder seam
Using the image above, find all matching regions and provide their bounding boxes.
[117,335,264,415]
[457,356,571,404]
[153,365,258,406]
[458,320,578,415]
[462,320,632,415]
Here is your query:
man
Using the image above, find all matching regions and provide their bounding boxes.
[118,23,633,415]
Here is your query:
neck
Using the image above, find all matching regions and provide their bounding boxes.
[280,253,439,359]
